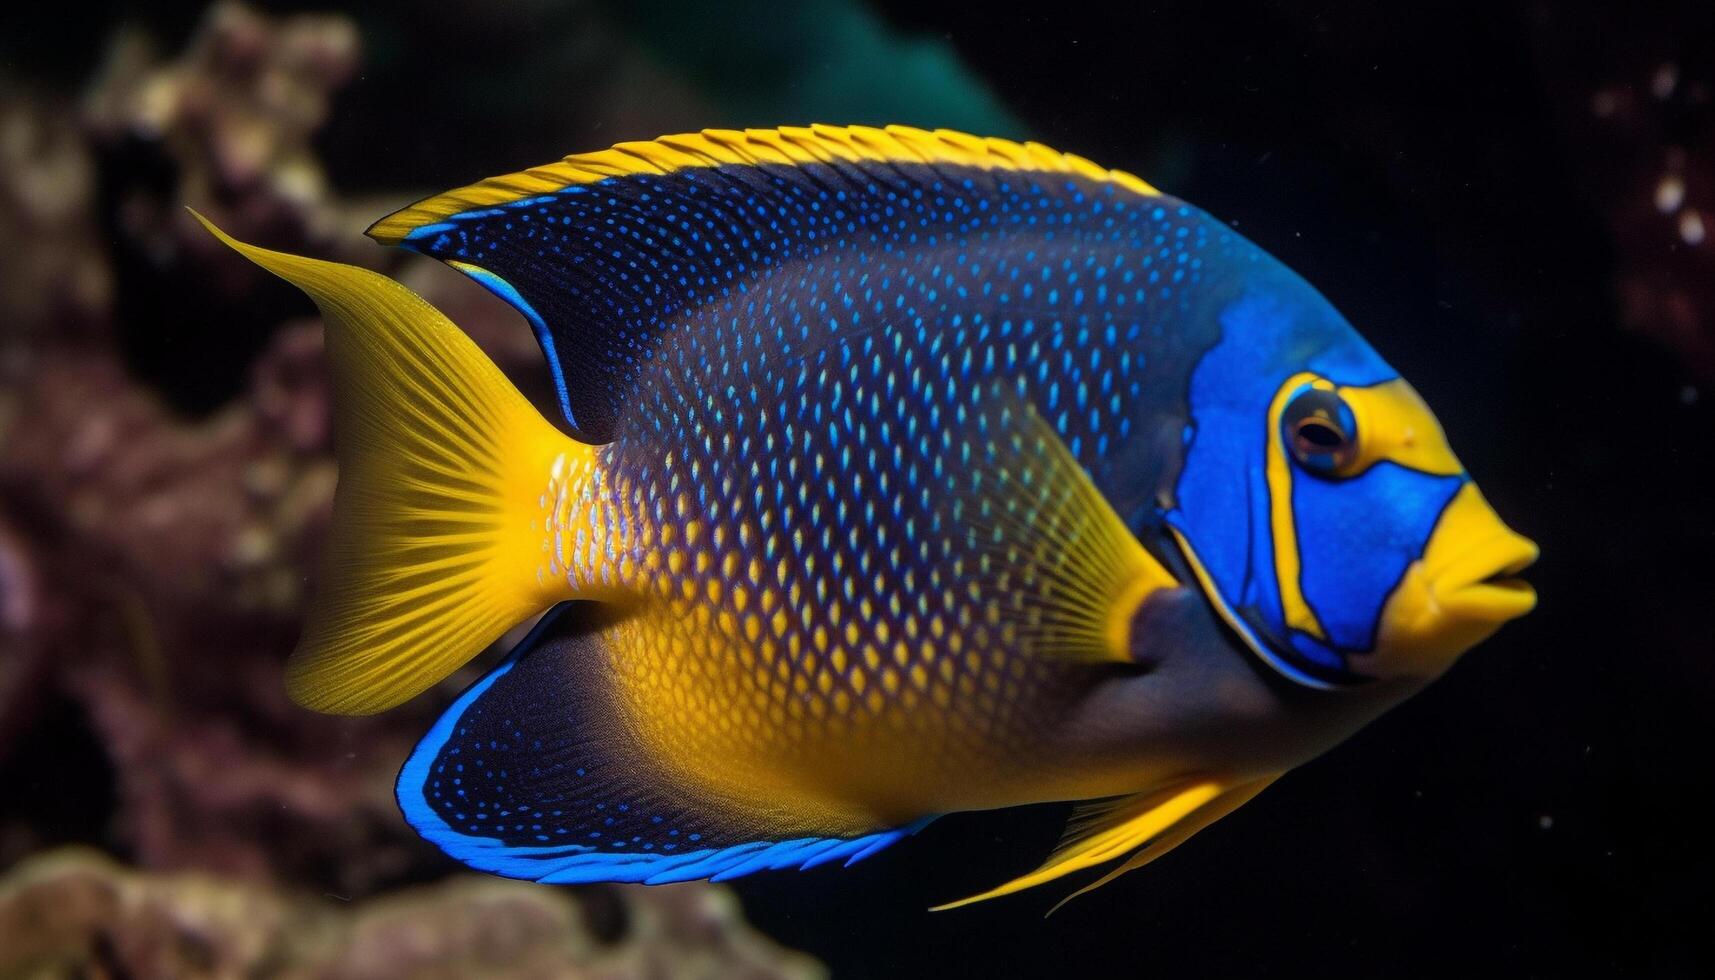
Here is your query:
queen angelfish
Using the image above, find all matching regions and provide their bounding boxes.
[194,124,1537,909]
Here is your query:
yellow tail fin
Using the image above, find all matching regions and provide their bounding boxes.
[193,212,583,714]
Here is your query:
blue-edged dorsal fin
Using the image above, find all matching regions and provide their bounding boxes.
[366,124,1161,441]
[397,604,929,886]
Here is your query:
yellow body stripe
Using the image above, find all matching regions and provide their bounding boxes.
[367,124,1160,244]
[1267,372,1331,640]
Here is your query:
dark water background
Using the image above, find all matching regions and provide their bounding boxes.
[2,1,1711,976]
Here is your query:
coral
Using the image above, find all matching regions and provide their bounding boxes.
[1532,5,1715,379]
[0,0,578,894]
[0,0,747,926]
[0,7,824,972]
[0,848,823,980]
[0,327,423,891]
[82,0,362,250]
[0,92,109,346]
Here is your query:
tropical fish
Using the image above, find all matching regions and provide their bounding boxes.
[196,124,1538,909]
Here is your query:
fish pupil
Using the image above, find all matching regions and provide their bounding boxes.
[1282,386,1358,473]
[1296,419,1345,450]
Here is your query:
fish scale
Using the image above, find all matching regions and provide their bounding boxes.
[431,162,1247,823]
[554,389,1087,823]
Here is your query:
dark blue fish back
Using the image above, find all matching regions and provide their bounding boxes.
[399,158,1259,533]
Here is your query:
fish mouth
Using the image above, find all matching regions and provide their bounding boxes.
[1369,482,1538,681]
[1427,529,1539,623]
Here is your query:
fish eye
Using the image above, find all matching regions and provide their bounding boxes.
[1282,386,1359,476]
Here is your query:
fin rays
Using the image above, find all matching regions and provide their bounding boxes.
[368,125,1156,244]
[192,212,586,714]
[931,775,1280,912]
[941,388,1179,664]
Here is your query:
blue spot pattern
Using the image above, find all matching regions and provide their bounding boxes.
[404,160,1254,526]
[398,606,929,884]
[394,158,1346,879]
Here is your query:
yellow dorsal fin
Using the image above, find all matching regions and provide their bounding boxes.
[366,124,1159,244]
[192,211,590,714]
[931,775,1278,912]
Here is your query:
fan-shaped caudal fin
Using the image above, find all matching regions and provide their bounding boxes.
[931,775,1278,913]
[192,212,598,714]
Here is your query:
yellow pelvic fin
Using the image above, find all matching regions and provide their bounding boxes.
[930,775,1278,913]
[949,391,1178,663]
[366,124,1159,244]
[192,212,586,714]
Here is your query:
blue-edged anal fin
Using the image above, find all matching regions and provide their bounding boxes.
[397,604,933,887]
[931,774,1278,913]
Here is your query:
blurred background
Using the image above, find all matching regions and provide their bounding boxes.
[0,1,1711,976]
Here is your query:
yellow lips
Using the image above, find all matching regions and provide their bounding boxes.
[1430,528,1539,622]
[1372,482,1538,680]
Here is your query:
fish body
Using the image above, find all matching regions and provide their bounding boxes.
[197,125,1537,906]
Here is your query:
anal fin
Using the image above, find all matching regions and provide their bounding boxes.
[398,605,932,887]
[931,775,1278,912]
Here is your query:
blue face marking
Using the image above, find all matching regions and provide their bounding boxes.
[1171,289,1299,626]
[1171,265,1426,686]
[1292,461,1466,654]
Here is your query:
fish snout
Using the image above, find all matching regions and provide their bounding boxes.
[1372,482,1537,680]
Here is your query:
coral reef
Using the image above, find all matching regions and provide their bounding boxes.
[0,848,822,979]
[0,0,595,882]
[81,1,361,250]
[2,2,430,895]
[0,4,822,973]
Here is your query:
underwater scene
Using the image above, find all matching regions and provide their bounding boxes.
[0,1,1710,976]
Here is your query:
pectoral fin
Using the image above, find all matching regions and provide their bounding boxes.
[938,384,1179,664]
[931,774,1278,912]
